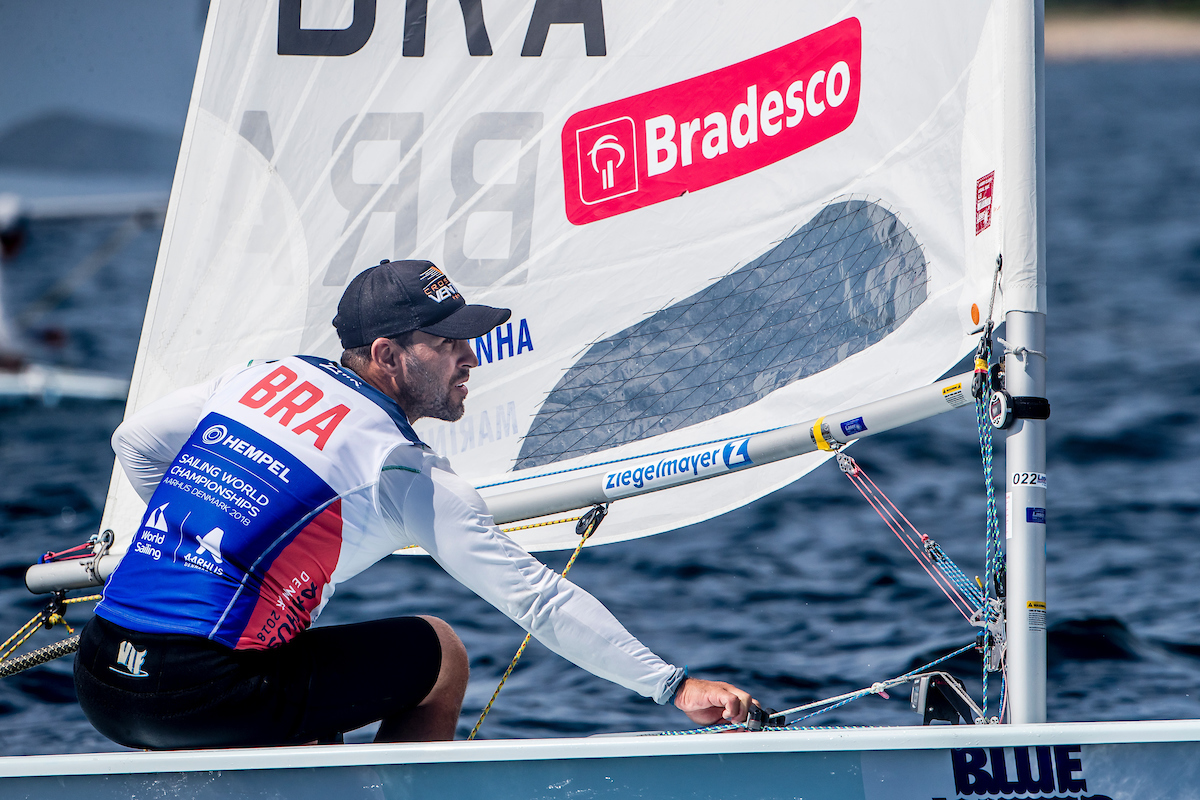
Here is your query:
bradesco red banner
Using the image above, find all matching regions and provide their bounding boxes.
[562,18,862,225]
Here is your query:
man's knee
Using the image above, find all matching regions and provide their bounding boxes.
[418,615,468,687]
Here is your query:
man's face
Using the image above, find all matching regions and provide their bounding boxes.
[396,331,479,423]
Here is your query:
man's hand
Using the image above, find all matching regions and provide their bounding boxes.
[672,677,759,725]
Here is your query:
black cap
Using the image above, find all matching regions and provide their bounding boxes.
[334,259,511,349]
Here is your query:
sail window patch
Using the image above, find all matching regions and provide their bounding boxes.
[516,198,927,469]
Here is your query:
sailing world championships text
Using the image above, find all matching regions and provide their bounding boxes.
[562,17,861,225]
[603,437,753,500]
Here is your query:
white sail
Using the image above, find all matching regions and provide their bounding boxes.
[99,1,1015,555]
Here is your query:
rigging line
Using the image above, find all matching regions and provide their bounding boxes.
[994,336,1046,362]
[658,641,978,736]
[468,504,609,740]
[842,466,979,620]
[0,617,42,661]
[978,402,1002,583]
[0,635,81,680]
[981,644,1010,725]
[780,642,978,728]
[983,648,991,719]
[971,271,1005,721]
[0,593,98,664]
[999,664,1009,724]
[845,470,975,616]
[846,473,974,618]
[771,672,926,721]
[923,539,985,607]
[501,515,584,533]
[854,462,986,607]
[39,542,94,562]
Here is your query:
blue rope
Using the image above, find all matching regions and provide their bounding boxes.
[976,392,994,717]
[666,319,1005,735]
[658,641,976,736]
[923,540,985,609]
[974,326,1005,721]
[779,641,976,729]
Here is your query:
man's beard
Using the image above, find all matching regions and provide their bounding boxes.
[398,353,466,422]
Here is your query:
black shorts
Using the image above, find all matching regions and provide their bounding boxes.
[74,615,441,749]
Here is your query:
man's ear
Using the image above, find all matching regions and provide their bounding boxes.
[369,338,404,378]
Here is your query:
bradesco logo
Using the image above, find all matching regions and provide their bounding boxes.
[576,118,639,205]
[562,18,861,225]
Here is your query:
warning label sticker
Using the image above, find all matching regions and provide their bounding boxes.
[1027,600,1047,632]
[942,382,969,408]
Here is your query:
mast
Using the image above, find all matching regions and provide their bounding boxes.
[1003,0,1048,724]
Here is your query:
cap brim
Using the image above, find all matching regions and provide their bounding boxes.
[419,304,511,340]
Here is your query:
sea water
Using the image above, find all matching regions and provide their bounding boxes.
[0,59,1198,754]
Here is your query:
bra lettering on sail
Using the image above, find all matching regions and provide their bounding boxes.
[562,18,862,225]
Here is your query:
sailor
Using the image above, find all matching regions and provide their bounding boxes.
[74,259,761,748]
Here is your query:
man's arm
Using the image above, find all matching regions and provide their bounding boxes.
[111,373,230,502]
[379,449,760,722]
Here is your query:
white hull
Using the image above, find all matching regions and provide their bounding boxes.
[0,364,128,403]
[1,720,1197,798]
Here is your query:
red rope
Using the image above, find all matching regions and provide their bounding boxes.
[40,542,94,563]
[841,459,976,621]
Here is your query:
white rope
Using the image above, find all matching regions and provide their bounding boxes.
[995,336,1047,361]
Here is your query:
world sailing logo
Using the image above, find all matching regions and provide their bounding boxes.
[146,503,170,533]
[562,18,862,224]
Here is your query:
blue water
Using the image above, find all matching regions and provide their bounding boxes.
[1,58,1199,754]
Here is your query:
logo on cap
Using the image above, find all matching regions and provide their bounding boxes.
[576,117,639,206]
[420,266,462,304]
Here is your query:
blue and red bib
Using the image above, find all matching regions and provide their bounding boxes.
[98,356,422,649]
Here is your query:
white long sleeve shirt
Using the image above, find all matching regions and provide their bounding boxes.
[103,356,683,703]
